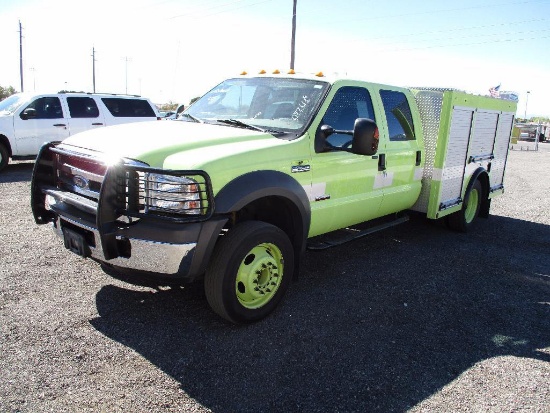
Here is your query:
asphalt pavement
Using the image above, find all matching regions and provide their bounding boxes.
[0,146,548,412]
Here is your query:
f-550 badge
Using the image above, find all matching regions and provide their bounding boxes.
[291,164,310,173]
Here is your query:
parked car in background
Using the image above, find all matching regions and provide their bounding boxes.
[159,110,176,119]
[0,92,161,171]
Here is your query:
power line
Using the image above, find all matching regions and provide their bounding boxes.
[169,0,275,20]
[324,0,550,26]
[367,17,549,42]
[374,33,550,53]
[375,27,550,49]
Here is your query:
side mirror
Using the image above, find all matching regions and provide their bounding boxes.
[315,124,335,152]
[352,118,379,156]
[20,108,37,120]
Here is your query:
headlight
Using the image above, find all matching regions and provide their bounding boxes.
[145,173,202,215]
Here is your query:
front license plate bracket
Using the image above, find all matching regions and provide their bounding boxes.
[62,227,91,258]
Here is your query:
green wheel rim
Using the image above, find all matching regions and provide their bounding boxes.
[235,242,284,309]
[464,188,479,224]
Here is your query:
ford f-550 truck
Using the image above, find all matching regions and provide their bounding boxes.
[31,71,517,323]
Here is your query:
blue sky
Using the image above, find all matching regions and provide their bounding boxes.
[0,0,549,117]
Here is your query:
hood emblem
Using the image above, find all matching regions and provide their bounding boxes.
[73,175,89,190]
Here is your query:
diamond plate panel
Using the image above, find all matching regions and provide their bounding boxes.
[410,90,443,212]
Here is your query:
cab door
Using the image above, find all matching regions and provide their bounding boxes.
[308,85,383,237]
[13,96,70,155]
[376,89,422,214]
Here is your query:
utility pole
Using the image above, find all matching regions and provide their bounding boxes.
[290,0,297,70]
[19,20,24,92]
[92,47,97,93]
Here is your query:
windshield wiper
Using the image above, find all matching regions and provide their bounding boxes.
[216,119,267,132]
[180,113,202,123]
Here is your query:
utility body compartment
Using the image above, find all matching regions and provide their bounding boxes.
[410,88,516,219]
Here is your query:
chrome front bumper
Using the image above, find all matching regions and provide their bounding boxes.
[53,216,196,275]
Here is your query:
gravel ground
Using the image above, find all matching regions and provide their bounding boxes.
[1,145,549,412]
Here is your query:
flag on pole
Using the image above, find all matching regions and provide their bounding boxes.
[489,84,501,98]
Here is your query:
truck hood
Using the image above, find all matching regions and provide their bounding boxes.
[61,120,286,168]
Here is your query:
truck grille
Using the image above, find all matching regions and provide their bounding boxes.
[46,145,213,223]
[56,150,107,201]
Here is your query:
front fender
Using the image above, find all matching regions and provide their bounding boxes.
[214,170,311,264]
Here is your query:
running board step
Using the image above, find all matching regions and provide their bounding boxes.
[307,214,409,251]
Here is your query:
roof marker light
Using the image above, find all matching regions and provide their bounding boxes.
[272,69,280,74]
[288,69,296,74]
[259,69,266,74]
[240,71,248,75]
[315,71,325,77]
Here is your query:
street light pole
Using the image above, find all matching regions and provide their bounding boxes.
[524,91,530,121]
[92,47,96,93]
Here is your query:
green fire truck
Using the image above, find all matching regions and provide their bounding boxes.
[31,71,517,323]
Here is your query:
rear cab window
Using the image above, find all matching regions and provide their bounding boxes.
[379,90,416,141]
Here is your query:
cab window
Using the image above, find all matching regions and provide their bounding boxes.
[380,90,415,141]
[322,86,375,148]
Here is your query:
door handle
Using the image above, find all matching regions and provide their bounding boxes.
[53,124,67,127]
[416,150,422,166]
[92,123,104,126]
[378,153,386,171]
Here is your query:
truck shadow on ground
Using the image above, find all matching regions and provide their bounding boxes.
[90,214,550,412]
[0,162,34,184]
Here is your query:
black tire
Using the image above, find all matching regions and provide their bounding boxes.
[0,143,9,172]
[204,221,294,324]
[447,179,483,233]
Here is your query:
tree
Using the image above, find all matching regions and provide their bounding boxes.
[0,86,17,101]
[159,101,178,111]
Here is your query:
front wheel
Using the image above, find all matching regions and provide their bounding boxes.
[204,221,294,324]
[447,179,483,232]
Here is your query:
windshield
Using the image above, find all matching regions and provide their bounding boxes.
[0,94,27,115]
[183,77,329,137]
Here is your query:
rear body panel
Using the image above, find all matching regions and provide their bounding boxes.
[410,89,516,219]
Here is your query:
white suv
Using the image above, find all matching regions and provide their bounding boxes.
[0,92,161,171]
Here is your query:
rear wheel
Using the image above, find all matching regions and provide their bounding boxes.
[0,143,9,172]
[204,221,294,324]
[447,179,483,232]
